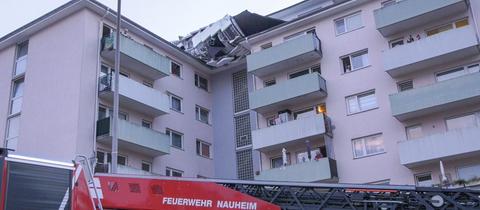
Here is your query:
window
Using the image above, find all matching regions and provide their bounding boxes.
[415,173,433,187]
[6,116,20,149]
[108,110,128,120]
[166,129,183,149]
[426,18,469,37]
[14,41,28,76]
[271,154,291,169]
[195,105,210,124]
[289,69,310,79]
[346,90,377,114]
[389,38,404,48]
[341,50,368,73]
[166,168,183,177]
[458,164,480,181]
[406,125,423,140]
[171,61,182,77]
[381,0,403,7]
[297,148,321,163]
[169,94,182,112]
[436,63,479,82]
[143,81,153,88]
[446,113,479,131]
[260,42,272,50]
[352,134,385,158]
[293,107,315,120]
[194,73,208,91]
[196,140,211,158]
[141,120,152,128]
[335,12,362,35]
[397,80,413,92]
[141,161,152,172]
[96,151,127,166]
[9,78,24,115]
[284,28,316,40]
[289,64,321,79]
[369,179,391,185]
[264,79,276,87]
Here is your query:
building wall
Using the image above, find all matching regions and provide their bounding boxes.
[247,0,480,185]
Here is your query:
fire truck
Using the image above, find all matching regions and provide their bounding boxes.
[0,151,479,210]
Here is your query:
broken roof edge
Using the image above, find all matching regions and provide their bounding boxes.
[243,0,361,45]
[0,0,213,72]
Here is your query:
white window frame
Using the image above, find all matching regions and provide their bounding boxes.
[346,90,377,115]
[352,133,385,158]
[194,73,209,91]
[263,79,276,87]
[334,12,363,35]
[141,120,152,129]
[96,150,128,166]
[141,161,152,172]
[166,128,184,149]
[9,78,24,116]
[169,93,183,112]
[405,124,423,140]
[166,167,183,177]
[435,62,479,82]
[14,41,28,77]
[170,60,182,78]
[341,49,369,73]
[196,139,212,158]
[444,112,480,131]
[415,172,434,187]
[284,27,316,41]
[260,42,272,50]
[389,37,404,48]
[195,105,210,124]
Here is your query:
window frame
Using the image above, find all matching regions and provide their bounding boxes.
[166,167,183,177]
[334,12,363,36]
[283,27,316,41]
[14,41,28,77]
[170,60,182,78]
[196,139,212,159]
[141,161,152,172]
[166,128,184,150]
[405,124,423,140]
[415,172,434,187]
[389,37,404,48]
[260,42,272,50]
[264,79,276,87]
[141,120,152,129]
[351,133,385,159]
[270,153,291,169]
[444,112,480,131]
[341,49,369,73]
[435,62,479,82]
[345,90,378,115]
[9,78,25,116]
[169,93,183,113]
[194,73,209,91]
[397,80,413,92]
[195,105,210,124]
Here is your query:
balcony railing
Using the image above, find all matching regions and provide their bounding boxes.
[383,26,479,77]
[374,0,468,36]
[398,127,480,167]
[96,117,170,157]
[255,158,337,182]
[389,72,480,121]
[101,34,170,80]
[252,113,332,152]
[98,74,169,117]
[249,73,327,113]
[247,33,322,77]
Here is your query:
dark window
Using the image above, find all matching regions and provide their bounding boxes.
[141,162,151,172]
[170,95,182,112]
[141,120,151,128]
[171,62,181,77]
[260,42,272,50]
[289,69,309,79]
[397,80,413,92]
[195,74,208,91]
[264,79,276,87]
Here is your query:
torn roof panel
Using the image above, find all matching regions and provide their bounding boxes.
[177,10,284,68]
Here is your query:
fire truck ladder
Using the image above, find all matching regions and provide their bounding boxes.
[213,179,480,210]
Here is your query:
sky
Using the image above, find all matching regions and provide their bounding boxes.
[0,0,303,41]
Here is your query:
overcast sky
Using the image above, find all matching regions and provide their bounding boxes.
[0,0,302,41]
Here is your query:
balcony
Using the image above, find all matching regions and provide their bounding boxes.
[389,72,480,121]
[96,117,170,157]
[374,0,468,36]
[95,163,154,175]
[99,75,169,117]
[383,26,479,77]
[249,73,327,113]
[247,33,322,77]
[101,34,170,80]
[398,127,480,168]
[252,113,332,152]
[255,158,337,182]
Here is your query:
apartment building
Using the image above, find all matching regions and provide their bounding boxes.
[1,0,479,187]
[246,0,480,186]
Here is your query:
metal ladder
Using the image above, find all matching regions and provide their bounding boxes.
[76,155,104,210]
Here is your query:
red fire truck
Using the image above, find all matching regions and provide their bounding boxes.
[0,152,479,210]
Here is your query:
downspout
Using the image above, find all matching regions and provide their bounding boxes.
[91,8,110,166]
